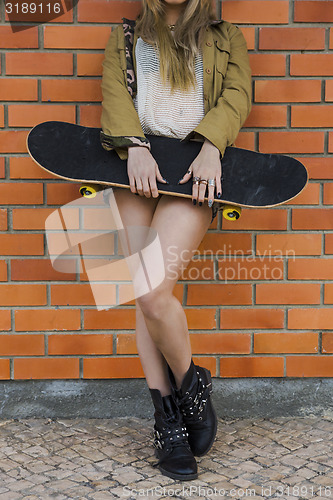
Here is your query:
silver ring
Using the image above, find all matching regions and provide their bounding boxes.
[208,179,216,187]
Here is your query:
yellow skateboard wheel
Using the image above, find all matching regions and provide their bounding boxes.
[222,205,242,221]
[79,184,101,198]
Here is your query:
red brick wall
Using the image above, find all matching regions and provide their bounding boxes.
[0,0,332,380]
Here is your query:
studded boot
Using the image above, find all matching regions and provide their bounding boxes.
[168,360,217,457]
[149,388,198,480]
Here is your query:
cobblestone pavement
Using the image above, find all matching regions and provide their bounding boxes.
[0,415,332,499]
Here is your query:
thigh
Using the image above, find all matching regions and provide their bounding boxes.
[150,195,212,291]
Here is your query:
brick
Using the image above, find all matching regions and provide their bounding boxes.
[326,235,333,254]
[234,132,255,151]
[322,332,333,353]
[10,157,56,180]
[289,258,333,280]
[239,28,255,50]
[324,184,333,205]
[0,285,47,306]
[179,258,215,281]
[83,357,144,379]
[294,1,333,22]
[291,106,333,128]
[0,209,7,231]
[44,26,111,49]
[12,207,78,230]
[15,309,81,331]
[254,332,318,354]
[80,105,102,127]
[223,208,287,231]
[286,182,320,206]
[46,182,81,205]
[257,233,322,256]
[259,28,325,50]
[14,358,79,380]
[84,309,136,330]
[300,158,333,180]
[198,233,252,255]
[0,79,37,101]
[77,54,104,76]
[222,1,289,24]
[218,258,284,282]
[48,334,113,355]
[78,0,141,23]
[0,360,10,380]
[51,284,116,306]
[0,105,4,127]
[256,283,321,305]
[259,132,324,154]
[0,335,44,356]
[249,54,286,77]
[0,235,44,256]
[0,158,4,178]
[0,131,30,154]
[0,183,43,204]
[6,53,73,76]
[220,308,284,329]
[8,104,75,127]
[255,80,321,103]
[244,105,287,128]
[11,258,76,281]
[185,309,216,329]
[289,309,333,330]
[291,55,333,76]
[221,356,284,377]
[326,81,333,102]
[292,209,333,230]
[0,26,38,48]
[287,356,333,377]
[116,333,137,354]
[187,284,251,305]
[0,261,7,282]
[329,132,333,153]
[190,333,251,354]
[0,311,11,331]
[324,284,333,305]
[42,80,102,103]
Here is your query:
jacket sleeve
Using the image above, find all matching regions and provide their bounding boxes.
[100,25,150,159]
[187,23,252,158]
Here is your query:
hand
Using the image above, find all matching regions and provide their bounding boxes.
[127,146,167,198]
[178,140,222,207]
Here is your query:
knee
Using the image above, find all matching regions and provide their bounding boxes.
[137,288,171,322]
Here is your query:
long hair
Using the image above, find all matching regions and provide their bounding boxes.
[134,0,217,92]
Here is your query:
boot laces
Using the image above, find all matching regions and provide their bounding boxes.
[178,371,212,423]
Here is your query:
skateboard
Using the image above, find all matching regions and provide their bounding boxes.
[27,121,308,221]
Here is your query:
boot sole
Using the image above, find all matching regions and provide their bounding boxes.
[157,465,198,481]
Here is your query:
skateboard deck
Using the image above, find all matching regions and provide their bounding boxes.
[27,121,308,217]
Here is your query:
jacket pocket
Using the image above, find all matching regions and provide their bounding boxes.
[214,39,230,77]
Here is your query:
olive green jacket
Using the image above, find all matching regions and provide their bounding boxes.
[101,19,252,160]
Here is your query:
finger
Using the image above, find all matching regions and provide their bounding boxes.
[207,182,215,208]
[197,181,207,205]
[216,172,222,199]
[155,166,168,184]
[129,175,137,194]
[149,176,159,198]
[141,178,151,198]
[178,167,193,185]
[136,178,144,196]
[192,177,200,204]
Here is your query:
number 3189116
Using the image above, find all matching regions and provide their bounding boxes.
[5,2,61,14]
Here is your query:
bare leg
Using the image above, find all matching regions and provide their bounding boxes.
[136,195,212,389]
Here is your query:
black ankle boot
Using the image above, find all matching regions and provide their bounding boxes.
[168,361,217,457]
[149,388,198,481]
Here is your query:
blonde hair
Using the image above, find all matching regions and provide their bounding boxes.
[134,0,217,92]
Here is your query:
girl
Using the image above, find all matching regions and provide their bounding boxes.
[101,0,251,481]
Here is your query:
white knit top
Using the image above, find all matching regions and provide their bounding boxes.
[133,37,205,139]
